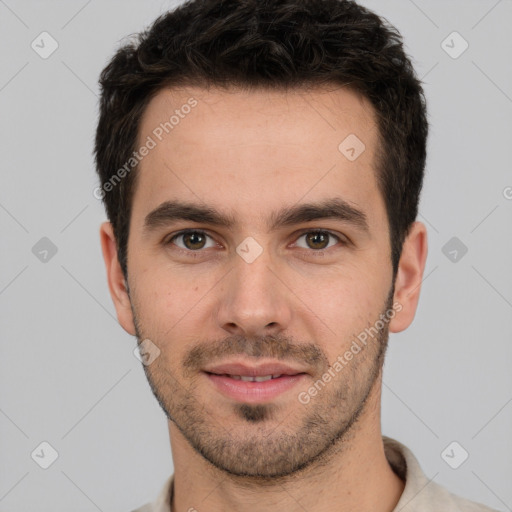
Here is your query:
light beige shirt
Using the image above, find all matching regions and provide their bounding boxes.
[132,436,499,512]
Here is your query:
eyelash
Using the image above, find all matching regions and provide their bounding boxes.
[165,229,348,255]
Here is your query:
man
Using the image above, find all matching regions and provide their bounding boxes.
[94,1,498,511]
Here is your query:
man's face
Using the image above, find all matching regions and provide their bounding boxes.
[122,85,396,477]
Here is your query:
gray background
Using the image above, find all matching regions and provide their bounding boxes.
[1,0,511,510]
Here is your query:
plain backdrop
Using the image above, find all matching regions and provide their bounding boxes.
[1,0,511,510]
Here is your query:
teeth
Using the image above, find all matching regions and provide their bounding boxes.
[228,374,282,382]
[254,375,273,382]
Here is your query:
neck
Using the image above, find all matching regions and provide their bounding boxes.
[168,381,404,512]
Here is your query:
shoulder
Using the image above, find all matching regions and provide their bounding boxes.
[383,437,501,512]
[426,479,500,512]
[130,474,174,512]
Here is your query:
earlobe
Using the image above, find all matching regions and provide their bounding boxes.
[389,221,428,333]
[99,222,136,336]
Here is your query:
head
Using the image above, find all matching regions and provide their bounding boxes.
[97,0,428,479]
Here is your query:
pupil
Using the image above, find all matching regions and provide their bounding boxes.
[185,232,205,249]
[307,232,328,249]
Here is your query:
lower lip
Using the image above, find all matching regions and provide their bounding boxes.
[205,373,307,403]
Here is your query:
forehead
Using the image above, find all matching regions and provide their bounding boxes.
[131,85,383,229]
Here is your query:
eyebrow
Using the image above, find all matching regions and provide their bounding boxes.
[143,201,237,233]
[143,198,369,235]
[268,198,369,233]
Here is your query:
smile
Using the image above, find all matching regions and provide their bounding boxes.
[226,374,282,381]
[204,371,307,403]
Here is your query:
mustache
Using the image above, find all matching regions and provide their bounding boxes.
[182,334,329,375]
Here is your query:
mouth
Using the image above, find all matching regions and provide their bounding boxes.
[202,361,309,403]
[218,374,285,382]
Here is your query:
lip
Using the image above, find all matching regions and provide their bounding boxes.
[203,360,309,404]
[203,361,308,377]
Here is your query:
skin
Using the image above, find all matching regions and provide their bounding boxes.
[100,85,428,512]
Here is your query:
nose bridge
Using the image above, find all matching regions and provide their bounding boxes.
[216,241,291,335]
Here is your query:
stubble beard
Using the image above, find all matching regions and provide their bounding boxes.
[132,293,392,481]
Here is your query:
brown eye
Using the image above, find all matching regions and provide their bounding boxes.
[183,232,206,250]
[306,232,330,249]
[296,231,340,250]
[170,231,215,251]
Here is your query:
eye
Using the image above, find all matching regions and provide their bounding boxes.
[168,230,217,251]
[295,231,342,250]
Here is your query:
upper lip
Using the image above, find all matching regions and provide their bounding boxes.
[203,361,308,377]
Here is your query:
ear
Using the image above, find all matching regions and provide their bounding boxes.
[99,222,136,336]
[389,221,428,333]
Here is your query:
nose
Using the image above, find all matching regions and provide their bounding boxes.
[215,247,292,338]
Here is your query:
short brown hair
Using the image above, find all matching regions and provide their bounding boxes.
[94,0,428,278]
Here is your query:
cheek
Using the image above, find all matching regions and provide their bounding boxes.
[299,265,376,313]
[130,269,201,333]
[297,270,387,351]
